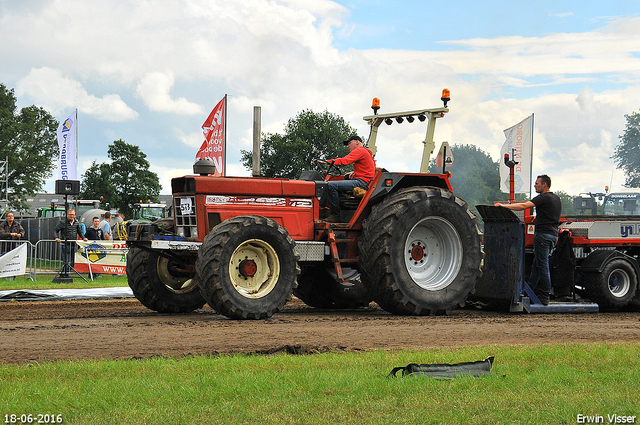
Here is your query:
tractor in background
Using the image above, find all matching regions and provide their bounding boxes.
[130,202,169,222]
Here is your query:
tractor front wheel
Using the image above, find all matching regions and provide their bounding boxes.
[197,215,300,319]
[126,247,205,313]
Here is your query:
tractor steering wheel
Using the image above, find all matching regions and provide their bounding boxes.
[314,159,342,179]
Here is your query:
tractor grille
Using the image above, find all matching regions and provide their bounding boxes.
[174,196,198,239]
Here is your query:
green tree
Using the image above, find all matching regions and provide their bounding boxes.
[428,144,514,218]
[612,111,640,187]
[555,190,578,215]
[0,83,59,212]
[81,160,116,205]
[80,139,161,218]
[241,109,356,178]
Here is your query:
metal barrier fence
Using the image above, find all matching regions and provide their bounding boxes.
[32,240,72,279]
[34,240,129,280]
[2,239,129,281]
[21,217,62,246]
[0,240,35,280]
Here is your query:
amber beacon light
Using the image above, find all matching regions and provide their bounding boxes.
[371,97,380,115]
[441,88,450,107]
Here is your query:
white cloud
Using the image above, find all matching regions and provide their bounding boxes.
[6,2,640,200]
[435,17,640,78]
[550,12,575,18]
[136,72,204,115]
[15,68,138,122]
[177,130,205,149]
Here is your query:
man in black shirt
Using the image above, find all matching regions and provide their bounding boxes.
[85,217,104,240]
[54,209,88,274]
[498,174,562,305]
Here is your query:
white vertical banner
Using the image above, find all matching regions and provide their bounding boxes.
[56,110,78,180]
[500,114,533,193]
[0,244,28,278]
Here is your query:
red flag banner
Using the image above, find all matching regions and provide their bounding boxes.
[197,96,226,176]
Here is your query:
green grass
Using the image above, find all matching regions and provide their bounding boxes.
[1,343,639,424]
[0,274,128,290]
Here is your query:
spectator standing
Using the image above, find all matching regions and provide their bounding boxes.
[0,212,25,254]
[84,216,104,278]
[85,217,104,241]
[99,211,112,240]
[54,209,88,275]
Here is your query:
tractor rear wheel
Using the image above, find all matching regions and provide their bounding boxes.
[293,266,371,309]
[584,259,637,309]
[197,215,300,319]
[358,187,483,315]
[126,247,205,313]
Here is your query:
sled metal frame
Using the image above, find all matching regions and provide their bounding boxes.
[475,205,599,314]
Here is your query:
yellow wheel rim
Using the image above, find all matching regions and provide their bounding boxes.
[157,256,198,294]
[228,239,280,299]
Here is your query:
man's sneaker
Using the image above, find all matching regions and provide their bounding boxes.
[536,291,550,306]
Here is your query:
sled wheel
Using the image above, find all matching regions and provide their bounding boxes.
[584,259,637,309]
[126,247,205,313]
[293,266,371,309]
[358,187,483,315]
[197,215,300,319]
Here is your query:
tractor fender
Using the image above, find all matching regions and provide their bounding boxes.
[577,249,640,277]
[368,172,451,203]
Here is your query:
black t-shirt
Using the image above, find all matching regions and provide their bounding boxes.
[531,191,562,236]
[85,227,104,240]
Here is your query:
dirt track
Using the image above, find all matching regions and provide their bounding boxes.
[1,298,639,364]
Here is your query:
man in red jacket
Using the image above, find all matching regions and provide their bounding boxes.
[317,135,376,222]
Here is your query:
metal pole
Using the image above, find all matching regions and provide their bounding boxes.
[510,149,515,202]
[223,95,227,176]
[253,106,261,177]
[75,109,78,180]
[529,113,534,199]
[420,112,438,173]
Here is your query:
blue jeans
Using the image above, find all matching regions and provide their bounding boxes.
[529,232,558,294]
[61,242,76,274]
[319,178,369,208]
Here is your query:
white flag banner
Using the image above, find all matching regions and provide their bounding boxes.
[500,114,533,193]
[56,111,78,180]
[0,243,28,278]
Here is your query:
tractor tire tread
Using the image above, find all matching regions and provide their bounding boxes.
[358,187,483,315]
[197,215,300,319]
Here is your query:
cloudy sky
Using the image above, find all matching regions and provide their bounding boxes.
[2,0,640,197]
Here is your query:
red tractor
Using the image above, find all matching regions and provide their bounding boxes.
[126,91,484,319]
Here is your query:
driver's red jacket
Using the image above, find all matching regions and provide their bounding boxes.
[329,146,376,185]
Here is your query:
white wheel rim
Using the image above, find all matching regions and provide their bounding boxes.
[229,238,280,299]
[157,257,198,294]
[608,268,631,298]
[404,216,463,291]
